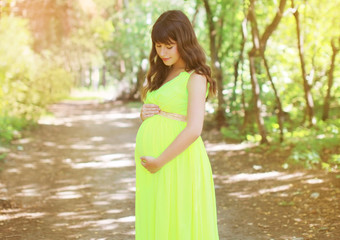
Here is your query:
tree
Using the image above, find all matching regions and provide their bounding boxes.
[202,0,226,128]
[231,15,249,135]
[322,37,340,121]
[247,0,287,144]
[291,0,316,126]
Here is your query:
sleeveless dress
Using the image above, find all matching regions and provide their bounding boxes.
[134,71,219,240]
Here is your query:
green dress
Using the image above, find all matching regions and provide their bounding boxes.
[135,71,219,240]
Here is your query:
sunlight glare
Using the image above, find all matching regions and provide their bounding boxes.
[106,209,123,214]
[6,168,21,174]
[90,136,105,142]
[93,201,110,206]
[205,142,257,152]
[40,158,54,164]
[277,172,305,180]
[116,215,135,222]
[69,159,135,169]
[50,191,83,199]
[0,212,45,221]
[56,184,92,192]
[95,153,130,162]
[70,143,94,150]
[16,188,40,197]
[225,171,283,183]
[303,178,324,184]
[258,184,292,194]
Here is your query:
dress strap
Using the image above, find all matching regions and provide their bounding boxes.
[188,70,195,75]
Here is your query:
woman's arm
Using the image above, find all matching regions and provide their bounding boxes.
[141,73,207,173]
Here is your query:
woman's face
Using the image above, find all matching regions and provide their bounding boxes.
[155,41,184,68]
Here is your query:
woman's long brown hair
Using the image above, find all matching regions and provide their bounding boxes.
[140,10,217,101]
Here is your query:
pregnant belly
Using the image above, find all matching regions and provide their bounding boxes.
[135,115,186,159]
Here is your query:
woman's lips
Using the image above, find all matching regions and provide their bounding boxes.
[162,58,170,62]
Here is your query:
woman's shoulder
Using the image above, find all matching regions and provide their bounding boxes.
[187,71,210,98]
[188,72,207,85]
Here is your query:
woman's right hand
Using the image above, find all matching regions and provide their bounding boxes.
[140,104,160,121]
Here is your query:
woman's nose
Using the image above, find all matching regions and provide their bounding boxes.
[159,47,167,56]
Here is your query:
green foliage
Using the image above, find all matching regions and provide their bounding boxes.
[285,120,340,170]
[1,0,339,162]
[0,153,7,162]
[34,67,73,106]
[289,148,321,169]
[220,126,245,142]
[329,154,340,165]
[0,15,73,142]
[103,0,196,88]
[0,115,32,143]
[278,201,295,206]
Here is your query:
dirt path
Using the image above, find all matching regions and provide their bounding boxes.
[0,101,339,240]
[0,101,138,240]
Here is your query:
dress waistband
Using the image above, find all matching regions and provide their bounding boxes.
[158,110,187,122]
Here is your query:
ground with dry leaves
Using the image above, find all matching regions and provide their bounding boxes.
[0,100,339,240]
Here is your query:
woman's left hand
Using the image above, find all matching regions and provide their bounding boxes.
[140,156,163,174]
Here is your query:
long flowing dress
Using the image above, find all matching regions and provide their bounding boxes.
[134,71,219,240]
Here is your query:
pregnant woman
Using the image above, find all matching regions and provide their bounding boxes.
[135,10,219,240]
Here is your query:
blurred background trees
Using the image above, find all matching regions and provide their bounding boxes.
[0,0,339,169]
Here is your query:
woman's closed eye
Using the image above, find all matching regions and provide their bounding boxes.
[156,44,174,49]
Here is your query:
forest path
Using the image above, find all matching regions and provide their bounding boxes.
[0,100,339,240]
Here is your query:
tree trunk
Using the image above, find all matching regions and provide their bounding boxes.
[291,0,315,126]
[128,61,146,101]
[247,0,287,143]
[88,67,92,88]
[240,58,248,132]
[262,54,284,142]
[322,37,339,121]
[248,49,268,144]
[247,0,268,144]
[203,0,226,128]
[231,17,248,114]
[259,0,286,142]
[260,0,287,51]
[191,1,200,27]
[102,65,106,87]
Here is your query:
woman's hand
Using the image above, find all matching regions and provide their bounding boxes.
[140,104,160,121]
[140,156,164,174]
